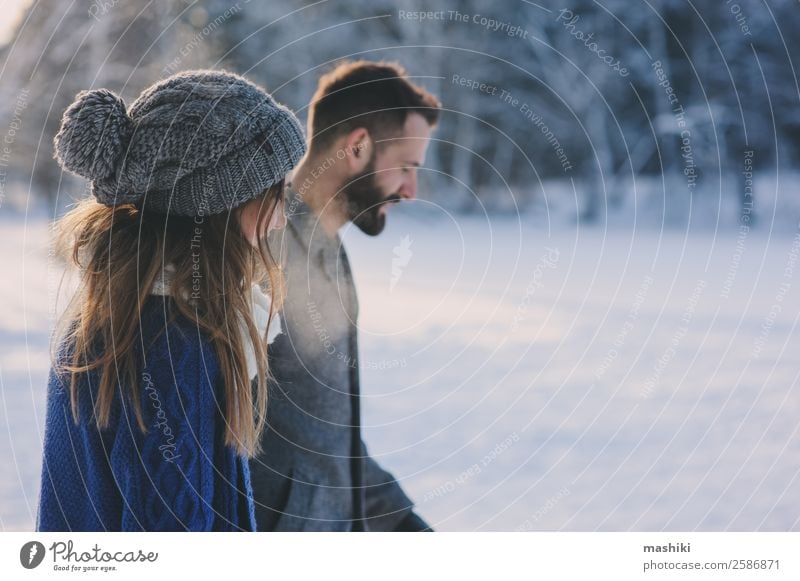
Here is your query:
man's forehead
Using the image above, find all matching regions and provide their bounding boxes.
[378,114,432,152]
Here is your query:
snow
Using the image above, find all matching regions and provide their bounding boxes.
[1,206,798,531]
[346,205,800,532]
[0,214,53,531]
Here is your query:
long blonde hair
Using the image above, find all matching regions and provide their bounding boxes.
[54,183,285,457]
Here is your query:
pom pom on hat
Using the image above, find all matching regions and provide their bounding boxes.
[54,89,132,183]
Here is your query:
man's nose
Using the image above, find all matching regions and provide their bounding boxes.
[399,174,417,200]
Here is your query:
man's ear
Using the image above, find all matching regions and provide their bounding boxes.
[343,127,371,173]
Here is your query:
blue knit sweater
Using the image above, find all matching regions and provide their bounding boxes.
[37,296,257,531]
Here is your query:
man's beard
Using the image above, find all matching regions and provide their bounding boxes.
[342,154,401,236]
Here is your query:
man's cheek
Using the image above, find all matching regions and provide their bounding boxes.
[379,174,401,198]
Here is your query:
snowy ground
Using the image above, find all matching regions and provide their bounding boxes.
[2,206,798,531]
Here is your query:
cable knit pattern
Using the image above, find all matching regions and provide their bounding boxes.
[37,296,256,531]
[53,70,306,216]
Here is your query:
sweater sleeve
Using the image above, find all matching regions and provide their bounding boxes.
[112,327,221,531]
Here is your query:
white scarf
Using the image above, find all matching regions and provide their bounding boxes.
[151,265,281,380]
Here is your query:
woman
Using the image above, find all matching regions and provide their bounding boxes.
[37,70,306,531]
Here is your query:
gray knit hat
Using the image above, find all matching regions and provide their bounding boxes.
[54,70,306,216]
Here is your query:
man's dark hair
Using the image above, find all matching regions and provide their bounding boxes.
[307,60,441,153]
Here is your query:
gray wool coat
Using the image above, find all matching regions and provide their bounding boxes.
[250,199,420,531]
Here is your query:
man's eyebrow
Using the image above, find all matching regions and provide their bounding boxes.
[405,160,421,167]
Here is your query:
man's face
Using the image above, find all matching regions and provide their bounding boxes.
[343,113,432,236]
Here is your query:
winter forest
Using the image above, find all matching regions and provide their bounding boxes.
[1,0,798,226]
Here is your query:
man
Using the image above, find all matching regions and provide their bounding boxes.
[250,61,440,531]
